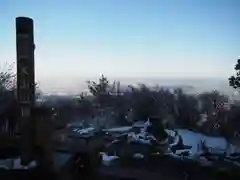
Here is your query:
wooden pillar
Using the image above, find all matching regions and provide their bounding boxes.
[33,106,54,170]
[16,17,35,165]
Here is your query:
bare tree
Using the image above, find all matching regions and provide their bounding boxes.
[87,74,111,107]
[0,63,16,135]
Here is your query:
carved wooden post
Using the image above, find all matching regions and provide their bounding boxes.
[16,17,35,165]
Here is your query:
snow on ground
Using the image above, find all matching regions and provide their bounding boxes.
[166,129,240,156]
[127,132,153,145]
[73,123,233,157]
[13,158,37,169]
[164,129,240,167]
[165,129,177,138]
[67,121,83,128]
[0,159,11,169]
[72,127,95,134]
[228,144,240,154]
[103,120,154,145]
[175,129,228,155]
[101,121,240,169]
[133,153,144,159]
[132,121,146,128]
[100,152,119,166]
[103,126,132,133]
[0,157,37,170]
[126,119,157,145]
[77,127,95,134]
[70,120,239,167]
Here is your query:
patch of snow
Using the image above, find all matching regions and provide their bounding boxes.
[74,127,95,135]
[197,114,208,127]
[0,158,37,170]
[175,149,191,155]
[103,126,132,133]
[125,120,170,146]
[176,129,228,155]
[133,153,144,159]
[169,134,179,146]
[166,129,234,168]
[132,120,146,128]
[230,144,240,154]
[158,137,169,145]
[27,160,37,168]
[127,132,152,145]
[142,119,151,132]
[0,159,11,170]
[145,119,151,127]
[100,152,119,166]
[13,158,37,169]
[165,129,177,137]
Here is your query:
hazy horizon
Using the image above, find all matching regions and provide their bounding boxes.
[37,76,236,95]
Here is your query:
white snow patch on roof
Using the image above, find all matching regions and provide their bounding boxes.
[103,126,132,133]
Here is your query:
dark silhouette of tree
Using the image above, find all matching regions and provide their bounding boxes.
[127,84,160,120]
[74,71,240,138]
[173,88,200,129]
[198,90,228,115]
[87,74,109,96]
[122,85,201,128]
[156,87,176,120]
[0,63,16,91]
[147,116,168,142]
[0,63,17,135]
[229,59,240,89]
[228,59,240,137]
[77,92,93,116]
[108,81,130,125]
[87,74,110,107]
[227,103,240,137]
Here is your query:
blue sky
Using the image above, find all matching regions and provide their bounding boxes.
[0,0,239,92]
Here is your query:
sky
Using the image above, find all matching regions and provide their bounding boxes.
[0,0,239,93]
